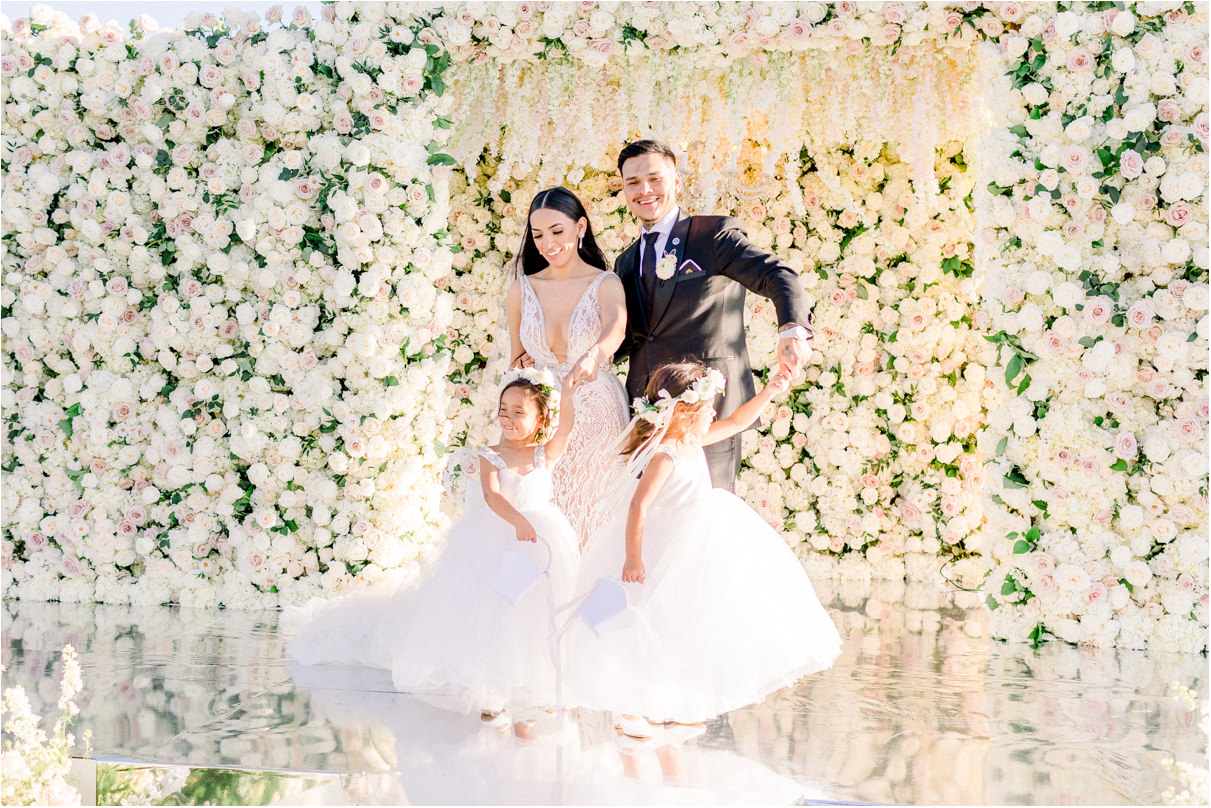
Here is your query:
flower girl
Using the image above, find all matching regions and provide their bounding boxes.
[287,369,581,722]
[564,361,842,739]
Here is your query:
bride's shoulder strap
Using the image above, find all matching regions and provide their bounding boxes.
[478,446,507,470]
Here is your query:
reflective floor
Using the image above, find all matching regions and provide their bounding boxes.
[3,581,1206,805]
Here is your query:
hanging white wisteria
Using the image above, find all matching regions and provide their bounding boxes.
[445,43,982,207]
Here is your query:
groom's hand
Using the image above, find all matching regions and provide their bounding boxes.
[777,336,810,380]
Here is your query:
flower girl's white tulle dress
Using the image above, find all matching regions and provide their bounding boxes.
[285,445,579,713]
[563,445,842,723]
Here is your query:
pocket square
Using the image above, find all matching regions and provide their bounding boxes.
[678,259,705,277]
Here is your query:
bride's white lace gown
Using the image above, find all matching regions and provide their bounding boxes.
[517,272,629,546]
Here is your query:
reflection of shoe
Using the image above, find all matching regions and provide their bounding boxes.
[514,706,556,726]
[614,730,651,755]
[655,721,706,747]
[615,715,654,740]
[480,709,509,728]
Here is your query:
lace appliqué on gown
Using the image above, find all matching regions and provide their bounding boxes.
[518,273,629,547]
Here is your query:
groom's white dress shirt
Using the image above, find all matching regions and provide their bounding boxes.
[638,206,681,269]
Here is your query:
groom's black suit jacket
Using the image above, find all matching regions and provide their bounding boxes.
[613,211,812,422]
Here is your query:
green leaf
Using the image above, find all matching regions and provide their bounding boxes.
[996,436,1008,456]
[426,152,457,166]
[1013,539,1034,554]
[1001,577,1019,596]
[985,594,1000,611]
[855,284,869,300]
[1005,353,1024,384]
[1003,467,1030,489]
[1110,458,1129,472]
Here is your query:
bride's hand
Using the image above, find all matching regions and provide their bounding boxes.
[570,351,599,384]
[512,353,535,369]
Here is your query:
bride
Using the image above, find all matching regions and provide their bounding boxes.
[506,187,630,546]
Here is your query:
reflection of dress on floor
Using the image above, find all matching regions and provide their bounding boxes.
[565,445,843,723]
[286,445,579,713]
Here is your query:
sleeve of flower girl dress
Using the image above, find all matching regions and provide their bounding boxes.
[478,447,507,471]
[534,444,546,469]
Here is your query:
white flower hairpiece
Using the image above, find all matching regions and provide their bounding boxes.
[501,366,560,438]
[632,368,726,424]
[502,366,558,392]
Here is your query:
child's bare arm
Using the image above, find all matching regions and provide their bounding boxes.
[543,374,578,465]
[622,451,674,582]
[703,368,792,446]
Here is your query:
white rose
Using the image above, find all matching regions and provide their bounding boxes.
[1054,11,1081,39]
[1111,203,1136,225]
[1064,117,1092,142]
[1119,504,1144,530]
[1110,11,1135,36]
[1024,270,1051,295]
[1111,48,1135,73]
[1051,281,1083,309]
[1141,433,1172,463]
[1162,239,1190,265]
[1021,83,1049,106]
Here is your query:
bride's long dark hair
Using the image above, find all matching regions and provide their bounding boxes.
[515,187,608,276]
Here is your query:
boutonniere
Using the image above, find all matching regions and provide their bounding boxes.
[655,253,677,281]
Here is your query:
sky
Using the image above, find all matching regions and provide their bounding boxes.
[0,0,324,30]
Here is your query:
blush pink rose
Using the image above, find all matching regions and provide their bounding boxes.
[1119,149,1144,179]
[1165,202,1194,228]
[1085,298,1113,325]
[1066,49,1094,72]
[1114,430,1139,459]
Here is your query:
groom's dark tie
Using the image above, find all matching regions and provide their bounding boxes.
[641,231,660,311]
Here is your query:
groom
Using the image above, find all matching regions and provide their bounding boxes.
[609,139,813,492]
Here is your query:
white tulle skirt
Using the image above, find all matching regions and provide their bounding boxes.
[286,503,580,713]
[563,489,842,723]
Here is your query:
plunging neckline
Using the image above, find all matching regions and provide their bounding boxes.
[522,273,607,365]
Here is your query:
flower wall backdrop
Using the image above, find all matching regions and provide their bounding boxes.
[1,2,1206,651]
[975,2,1208,652]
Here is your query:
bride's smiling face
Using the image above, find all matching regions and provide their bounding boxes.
[529,208,585,270]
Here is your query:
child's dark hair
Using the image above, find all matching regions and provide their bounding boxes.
[500,379,552,440]
[620,361,712,456]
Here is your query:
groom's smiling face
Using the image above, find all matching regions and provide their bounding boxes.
[621,153,681,227]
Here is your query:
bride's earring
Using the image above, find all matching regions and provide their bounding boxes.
[578,231,584,249]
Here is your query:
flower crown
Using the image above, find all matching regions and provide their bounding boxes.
[632,368,726,424]
[500,366,560,437]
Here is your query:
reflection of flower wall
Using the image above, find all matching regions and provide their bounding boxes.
[975,4,1209,653]
[730,580,1208,805]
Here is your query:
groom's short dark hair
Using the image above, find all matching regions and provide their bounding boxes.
[617,139,677,173]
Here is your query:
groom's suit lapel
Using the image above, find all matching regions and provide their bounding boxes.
[650,211,692,329]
